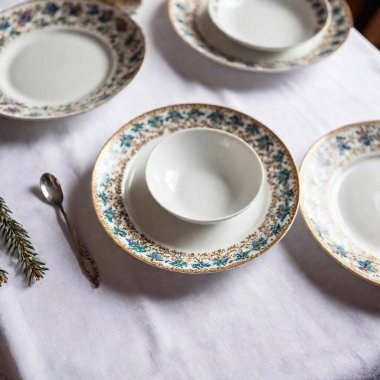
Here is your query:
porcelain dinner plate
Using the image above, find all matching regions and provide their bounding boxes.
[208,0,331,52]
[301,121,380,285]
[0,0,145,120]
[169,0,352,72]
[92,104,299,273]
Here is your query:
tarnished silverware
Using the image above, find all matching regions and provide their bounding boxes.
[40,173,100,288]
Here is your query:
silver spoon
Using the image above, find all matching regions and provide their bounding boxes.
[40,173,100,288]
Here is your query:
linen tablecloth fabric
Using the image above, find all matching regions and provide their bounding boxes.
[1,1,380,379]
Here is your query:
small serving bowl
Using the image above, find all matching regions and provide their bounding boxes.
[208,0,332,52]
[145,128,264,224]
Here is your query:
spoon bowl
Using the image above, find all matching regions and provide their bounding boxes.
[40,173,64,206]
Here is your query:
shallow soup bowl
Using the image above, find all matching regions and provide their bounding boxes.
[208,0,332,52]
[145,128,264,224]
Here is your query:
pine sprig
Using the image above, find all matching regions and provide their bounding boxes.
[0,268,8,286]
[0,197,48,285]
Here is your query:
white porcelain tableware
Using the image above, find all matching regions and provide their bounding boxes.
[208,0,331,52]
[0,0,145,120]
[169,0,352,72]
[92,104,299,273]
[301,121,380,285]
[145,128,264,224]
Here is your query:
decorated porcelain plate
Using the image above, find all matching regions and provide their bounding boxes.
[301,121,380,285]
[168,0,352,72]
[0,0,145,120]
[92,104,299,273]
[208,0,331,52]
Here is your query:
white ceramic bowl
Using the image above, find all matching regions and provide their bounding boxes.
[208,0,332,52]
[145,128,264,224]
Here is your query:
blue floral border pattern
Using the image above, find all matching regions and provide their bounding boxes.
[169,0,352,72]
[92,104,300,273]
[0,0,145,119]
[301,121,380,284]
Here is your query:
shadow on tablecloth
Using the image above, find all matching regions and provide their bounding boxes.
[0,113,81,145]
[281,215,380,313]
[0,329,21,380]
[149,2,317,92]
[65,169,237,299]
[66,168,380,311]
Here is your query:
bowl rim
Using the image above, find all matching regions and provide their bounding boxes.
[207,0,332,52]
[145,127,265,224]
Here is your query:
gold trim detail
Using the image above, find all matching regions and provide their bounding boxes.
[0,0,146,120]
[91,103,300,273]
[300,120,380,286]
[168,0,353,72]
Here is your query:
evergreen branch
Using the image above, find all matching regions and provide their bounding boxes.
[0,197,48,285]
[0,268,8,286]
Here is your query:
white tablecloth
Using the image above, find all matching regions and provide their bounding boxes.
[1,1,380,379]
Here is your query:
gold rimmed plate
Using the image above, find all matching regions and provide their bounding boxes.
[0,0,145,120]
[301,121,380,285]
[92,104,300,273]
[168,0,352,72]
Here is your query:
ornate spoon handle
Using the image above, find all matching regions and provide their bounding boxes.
[59,206,100,288]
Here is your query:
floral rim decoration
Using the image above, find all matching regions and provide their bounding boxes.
[168,0,352,72]
[92,104,300,273]
[0,0,145,119]
[300,121,380,285]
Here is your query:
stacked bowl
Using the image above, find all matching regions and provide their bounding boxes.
[197,0,332,65]
[169,0,352,72]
